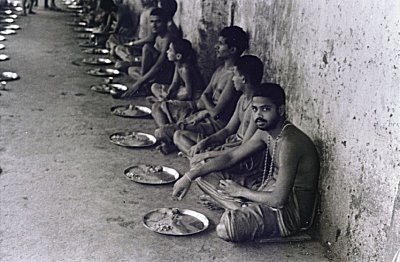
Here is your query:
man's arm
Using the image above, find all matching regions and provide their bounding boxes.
[172,131,266,199]
[125,33,155,46]
[165,66,180,99]
[137,36,171,85]
[219,137,300,208]
[197,69,219,108]
[202,76,236,118]
[189,101,242,155]
[241,116,257,142]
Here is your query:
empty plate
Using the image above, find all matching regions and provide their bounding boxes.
[0,71,19,81]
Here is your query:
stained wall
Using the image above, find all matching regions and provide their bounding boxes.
[173,0,400,261]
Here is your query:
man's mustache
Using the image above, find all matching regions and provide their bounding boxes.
[255,118,267,123]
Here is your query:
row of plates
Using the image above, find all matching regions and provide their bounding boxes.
[67,5,210,237]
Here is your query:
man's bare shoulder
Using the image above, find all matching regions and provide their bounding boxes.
[281,124,318,156]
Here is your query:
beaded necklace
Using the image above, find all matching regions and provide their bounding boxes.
[258,121,292,191]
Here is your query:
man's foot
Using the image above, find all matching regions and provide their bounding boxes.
[198,195,224,211]
[44,5,49,9]
[156,142,176,155]
[127,66,141,80]
[28,10,36,14]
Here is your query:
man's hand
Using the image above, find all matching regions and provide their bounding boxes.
[218,180,245,198]
[124,41,135,46]
[172,175,192,200]
[188,140,207,157]
[181,111,209,125]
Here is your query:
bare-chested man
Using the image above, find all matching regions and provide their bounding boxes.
[152,26,248,154]
[172,83,320,242]
[175,55,264,157]
[122,8,175,97]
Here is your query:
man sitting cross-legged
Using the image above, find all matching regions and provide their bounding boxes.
[172,83,320,242]
[113,0,157,63]
[152,26,249,154]
[175,55,264,162]
[148,38,205,103]
[122,8,176,97]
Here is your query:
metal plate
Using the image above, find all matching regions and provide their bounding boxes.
[7,14,18,19]
[124,165,179,185]
[67,4,83,9]
[109,131,156,148]
[87,68,120,77]
[78,41,97,47]
[82,57,113,65]
[76,33,91,39]
[111,105,151,118]
[2,24,19,30]
[0,54,9,61]
[0,71,19,81]
[0,18,14,23]
[0,29,15,35]
[67,21,87,27]
[91,83,127,94]
[74,27,94,33]
[143,208,209,236]
[81,48,109,55]
[90,84,111,93]
[0,10,13,15]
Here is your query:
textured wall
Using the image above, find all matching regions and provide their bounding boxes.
[175,0,400,261]
[175,0,230,81]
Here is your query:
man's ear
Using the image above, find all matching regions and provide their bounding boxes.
[229,46,237,55]
[278,105,285,117]
[176,53,182,60]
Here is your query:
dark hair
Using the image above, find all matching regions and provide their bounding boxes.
[150,8,168,22]
[254,83,286,107]
[219,26,249,56]
[234,55,264,87]
[159,0,178,19]
[141,0,157,7]
[172,38,194,62]
[99,0,117,12]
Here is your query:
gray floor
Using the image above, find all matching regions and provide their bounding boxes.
[0,5,331,262]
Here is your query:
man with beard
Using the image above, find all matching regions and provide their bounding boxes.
[172,83,320,242]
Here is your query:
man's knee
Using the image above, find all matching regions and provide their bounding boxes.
[172,130,184,145]
[216,223,230,241]
[151,83,161,95]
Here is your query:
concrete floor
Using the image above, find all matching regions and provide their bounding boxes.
[0,4,332,262]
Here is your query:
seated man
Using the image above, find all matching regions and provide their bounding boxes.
[158,0,182,39]
[106,0,138,56]
[149,38,205,103]
[114,0,157,63]
[172,83,320,242]
[175,55,264,158]
[152,26,249,154]
[122,8,176,97]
